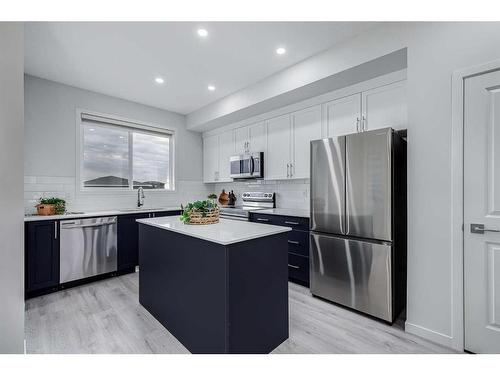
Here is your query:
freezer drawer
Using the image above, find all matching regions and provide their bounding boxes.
[309,232,392,321]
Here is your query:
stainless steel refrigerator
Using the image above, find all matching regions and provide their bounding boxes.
[310,127,406,322]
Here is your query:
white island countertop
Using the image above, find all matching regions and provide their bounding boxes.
[24,206,181,222]
[136,216,292,245]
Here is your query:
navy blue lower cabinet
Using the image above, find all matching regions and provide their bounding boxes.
[250,213,310,287]
[117,213,150,272]
[138,224,289,354]
[25,220,60,297]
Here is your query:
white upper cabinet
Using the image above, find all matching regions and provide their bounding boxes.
[218,130,234,182]
[203,134,219,183]
[324,93,362,137]
[248,122,266,153]
[266,114,291,180]
[361,80,407,131]
[234,126,248,154]
[291,105,322,179]
[234,121,266,154]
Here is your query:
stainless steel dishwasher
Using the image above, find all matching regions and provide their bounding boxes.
[60,216,117,283]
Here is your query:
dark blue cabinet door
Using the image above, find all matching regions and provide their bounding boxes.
[25,220,59,294]
[117,213,149,271]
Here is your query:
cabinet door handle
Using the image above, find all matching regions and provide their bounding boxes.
[287,240,300,245]
[356,117,360,132]
[362,115,366,131]
[257,218,269,222]
[288,264,300,269]
[284,221,300,225]
[54,222,58,239]
[290,163,293,178]
[286,163,290,178]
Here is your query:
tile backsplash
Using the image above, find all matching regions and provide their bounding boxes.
[24,175,211,214]
[213,179,310,209]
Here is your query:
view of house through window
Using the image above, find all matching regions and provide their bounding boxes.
[81,116,173,190]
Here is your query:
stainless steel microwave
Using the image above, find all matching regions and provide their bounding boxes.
[230,152,264,179]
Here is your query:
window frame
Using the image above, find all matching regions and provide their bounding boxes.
[76,109,176,195]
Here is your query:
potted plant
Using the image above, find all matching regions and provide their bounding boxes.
[36,197,66,216]
[180,195,219,225]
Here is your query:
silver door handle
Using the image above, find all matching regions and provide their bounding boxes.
[286,163,290,178]
[356,117,360,132]
[290,163,293,178]
[54,222,58,239]
[287,240,300,245]
[362,115,366,131]
[471,223,500,234]
[285,221,300,225]
[257,218,269,222]
[288,264,300,269]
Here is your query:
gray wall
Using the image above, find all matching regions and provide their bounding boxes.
[189,22,500,349]
[0,23,25,353]
[24,75,209,213]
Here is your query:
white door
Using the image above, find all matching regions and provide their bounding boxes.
[464,69,500,354]
[218,131,234,182]
[266,114,291,180]
[248,122,266,153]
[203,134,219,183]
[291,105,322,179]
[234,126,248,154]
[324,93,361,137]
[362,81,407,131]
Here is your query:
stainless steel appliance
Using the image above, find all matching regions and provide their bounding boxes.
[219,192,275,221]
[310,127,406,322]
[230,152,264,179]
[60,216,118,283]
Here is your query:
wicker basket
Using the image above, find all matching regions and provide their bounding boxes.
[186,207,220,225]
[36,204,56,216]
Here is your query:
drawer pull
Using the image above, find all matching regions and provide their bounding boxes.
[287,240,300,245]
[288,264,300,269]
[257,218,270,222]
[284,221,299,225]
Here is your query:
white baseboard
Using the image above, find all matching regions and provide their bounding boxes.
[405,321,454,349]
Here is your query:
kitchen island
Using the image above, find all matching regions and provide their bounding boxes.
[136,216,291,354]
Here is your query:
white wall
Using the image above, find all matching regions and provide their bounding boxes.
[194,22,500,349]
[24,75,210,213]
[0,23,25,353]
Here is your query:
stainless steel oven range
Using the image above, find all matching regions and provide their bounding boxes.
[219,191,275,221]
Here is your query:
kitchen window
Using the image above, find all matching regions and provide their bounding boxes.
[78,111,174,191]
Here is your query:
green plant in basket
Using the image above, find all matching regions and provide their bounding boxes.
[38,197,66,214]
[180,195,218,223]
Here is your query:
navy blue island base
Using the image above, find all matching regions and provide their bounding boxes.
[138,223,289,354]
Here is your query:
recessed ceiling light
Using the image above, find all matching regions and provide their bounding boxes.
[276,47,286,55]
[197,29,208,38]
[155,77,164,84]
[207,85,216,91]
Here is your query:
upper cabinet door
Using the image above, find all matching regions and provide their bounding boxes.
[266,114,291,180]
[234,126,248,154]
[218,131,234,182]
[362,81,407,131]
[203,134,219,183]
[248,122,266,153]
[324,93,362,137]
[291,105,322,179]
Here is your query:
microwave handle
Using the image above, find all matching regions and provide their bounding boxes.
[250,156,255,175]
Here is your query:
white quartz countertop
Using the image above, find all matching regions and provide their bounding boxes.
[136,216,292,245]
[256,208,310,218]
[24,206,181,222]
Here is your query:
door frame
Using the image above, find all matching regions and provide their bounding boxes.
[451,59,500,351]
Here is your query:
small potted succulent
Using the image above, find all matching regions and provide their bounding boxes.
[36,197,66,216]
[180,194,219,225]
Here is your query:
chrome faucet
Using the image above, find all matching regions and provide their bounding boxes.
[137,187,145,208]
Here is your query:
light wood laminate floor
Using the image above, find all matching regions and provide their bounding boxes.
[25,272,456,354]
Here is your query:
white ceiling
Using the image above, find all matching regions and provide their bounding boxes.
[25,22,377,115]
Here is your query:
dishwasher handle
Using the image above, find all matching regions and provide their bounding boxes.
[60,217,117,229]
